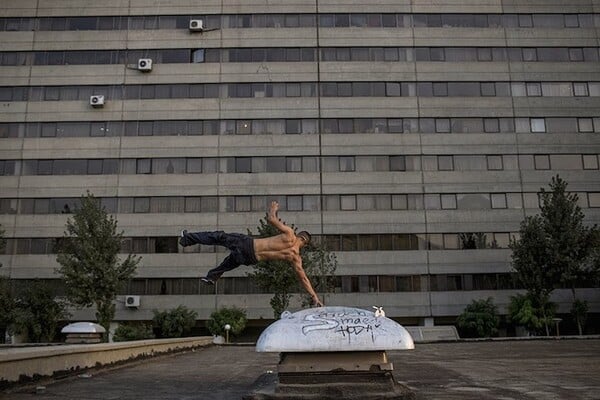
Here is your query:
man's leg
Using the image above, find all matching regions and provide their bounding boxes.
[180,230,247,249]
[180,231,250,283]
[180,230,224,247]
[205,251,244,282]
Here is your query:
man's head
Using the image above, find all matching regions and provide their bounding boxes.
[297,231,312,247]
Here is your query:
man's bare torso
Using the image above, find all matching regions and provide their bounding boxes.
[253,232,300,263]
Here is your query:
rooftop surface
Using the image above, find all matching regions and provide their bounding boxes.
[2,339,599,400]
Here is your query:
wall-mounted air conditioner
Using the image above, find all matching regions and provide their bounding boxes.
[189,19,204,32]
[137,58,152,72]
[90,95,104,107]
[125,295,140,308]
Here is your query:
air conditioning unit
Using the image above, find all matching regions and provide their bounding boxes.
[89,95,105,107]
[125,295,140,308]
[189,19,204,32]
[137,58,152,72]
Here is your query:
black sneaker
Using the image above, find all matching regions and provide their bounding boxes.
[200,277,215,285]
[179,230,189,246]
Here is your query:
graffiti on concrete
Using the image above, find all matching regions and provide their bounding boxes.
[301,309,382,343]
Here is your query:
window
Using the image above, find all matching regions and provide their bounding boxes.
[518,14,533,27]
[192,49,205,63]
[454,155,486,170]
[443,234,460,250]
[484,118,500,133]
[582,155,599,169]
[578,118,594,133]
[477,48,492,61]
[480,82,496,96]
[491,193,507,209]
[386,82,401,97]
[134,197,150,213]
[530,118,546,133]
[542,83,572,97]
[457,193,490,209]
[389,155,406,171]
[448,82,479,96]
[424,194,441,210]
[573,82,589,97]
[589,193,600,208]
[435,118,451,133]
[534,155,550,170]
[381,47,398,61]
[339,156,355,172]
[438,156,454,171]
[417,83,433,97]
[506,193,523,208]
[569,48,584,61]
[286,157,302,172]
[432,82,448,97]
[522,48,537,61]
[387,118,403,133]
[266,157,286,172]
[235,157,252,173]
[441,194,457,209]
[551,154,582,170]
[340,195,356,210]
[430,48,445,61]
[526,82,542,97]
[487,155,503,170]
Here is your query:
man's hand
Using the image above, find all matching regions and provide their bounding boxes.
[267,201,283,225]
[312,296,324,307]
[268,201,279,217]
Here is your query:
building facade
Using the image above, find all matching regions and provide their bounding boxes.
[1,0,599,329]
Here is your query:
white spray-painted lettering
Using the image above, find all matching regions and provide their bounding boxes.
[301,310,382,343]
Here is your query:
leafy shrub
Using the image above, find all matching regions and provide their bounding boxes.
[508,293,556,335]
[456,297,499,338]
[12,280,69,343]
[206,307,247,338]
[152,305,197,338]
[113,322,155,342]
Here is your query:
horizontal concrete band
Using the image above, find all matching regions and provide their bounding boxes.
[0,336,213,383]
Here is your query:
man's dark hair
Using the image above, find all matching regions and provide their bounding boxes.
[297,231,311,244]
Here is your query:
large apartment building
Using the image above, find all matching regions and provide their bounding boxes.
[1,0,599,331]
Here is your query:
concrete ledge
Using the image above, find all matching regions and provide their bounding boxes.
[0,336,213,387]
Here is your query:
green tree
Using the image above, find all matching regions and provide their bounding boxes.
[456,297,500,338]
[12,280,69,343]
[570,299,588,336]
[0,227,15,342]
[56,192,140,337]
[508,293,556,336]
[0,276,15,343]
[153,305,197,338]
[247,216,337,317]
[206,307,247,338]
[510,175,599,335]
[538,176,599,334]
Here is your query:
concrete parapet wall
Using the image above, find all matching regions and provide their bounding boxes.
[0,336,212,386]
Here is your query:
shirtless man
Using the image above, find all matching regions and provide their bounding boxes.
[179,201,324,307]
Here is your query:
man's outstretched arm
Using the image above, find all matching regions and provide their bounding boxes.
[266,201,294,235]
[293,258,324,307]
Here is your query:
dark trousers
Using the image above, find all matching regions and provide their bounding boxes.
[183,231,256,281]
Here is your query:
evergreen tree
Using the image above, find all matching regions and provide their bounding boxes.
[56,192,140,336]
[510,175,599,335]
[540,176,599,334]
[247,216,337,317]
